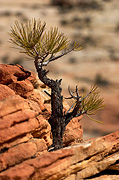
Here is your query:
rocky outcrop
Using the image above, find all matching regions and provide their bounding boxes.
[0,94,51,171]
[0,64,36,98]
[0,64,118,180]
[0,64,83,177]
[0,131,118,180]
[0,84,15,101]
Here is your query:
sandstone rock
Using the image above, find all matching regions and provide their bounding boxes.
[0,84,15,101]
[28,88,47,112]
[0,64,84,179]
[108,163,119,171]
[0,131,118,180]
[0,64,83,148]
[0,64,36,98]
[31,114,52,147]
[0,94,51,172]
[63,116,83,146]
[0,164,35,180]
[8,79,34,97]
[0,64,118,180]
[86,175,119,180]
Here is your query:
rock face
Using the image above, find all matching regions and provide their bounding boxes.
[0,64,35,98]
[0,131,118,180]
[0,64,118,180]
[0,64,83,177]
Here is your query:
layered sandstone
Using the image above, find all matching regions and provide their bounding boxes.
[0,131,118,180]
[0,64,118,180]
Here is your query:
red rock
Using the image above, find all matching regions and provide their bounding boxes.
[0,134,32,152]
[63,116,83,146]
[108,163,119,171]
[0,64,30,84]
[32,114,52,147]
[0,64,36,98]
[0,95,29,118]
[0,93,52,153]
[0,84,15,101]
[0,142,37,172]
[0,64,118,180]
[0,64,84,180]
[28,89,46,112]
[8,79,34,97]
[0,109,36,130]
[0,117,39,144]
[0,131,118,180]
[34,139,48,156]
[0,164,35,180]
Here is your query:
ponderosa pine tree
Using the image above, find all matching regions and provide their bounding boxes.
[9,19,105,151]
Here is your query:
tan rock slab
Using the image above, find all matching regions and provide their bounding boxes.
[108,163,119,171]
[0,131,118,180]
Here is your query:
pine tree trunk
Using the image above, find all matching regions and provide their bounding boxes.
[48,80,65,150]
[34,58,65,151]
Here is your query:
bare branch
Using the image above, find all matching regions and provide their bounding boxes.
[65,85,101,123]
[75,110,87,117]
[49,48,73,62]
[79,91,92,102]
[65,101,76,115]
[68,86,77,99]
[38,48,74,67]
[79,85,98,103]
[40,53,49,69]
[33,47,39,56]
[76,85,79,97]
[67,85,82,100]
[44,90,51,97]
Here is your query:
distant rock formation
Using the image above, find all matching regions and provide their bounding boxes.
[51,0,102,10]
[0,64,118,180]
[52,0,80,7]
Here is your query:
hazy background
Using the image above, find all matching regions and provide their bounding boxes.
[0,0,119,139]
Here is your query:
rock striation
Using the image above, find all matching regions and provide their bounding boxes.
[0,131,118,180]
[0,64,118,180]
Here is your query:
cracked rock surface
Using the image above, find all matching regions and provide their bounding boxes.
[0,64,118,180]
[0,64,84,179]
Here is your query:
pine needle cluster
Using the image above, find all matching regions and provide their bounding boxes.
[81,85,105,123]
[9,19,82,61]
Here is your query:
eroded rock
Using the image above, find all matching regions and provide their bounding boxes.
[0,64,36,98]
[0,64,83,179]
[0,131,118,180]
[0,64,118,180]
[0,84,15,101]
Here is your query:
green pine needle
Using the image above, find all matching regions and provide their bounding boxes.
[9,19,82,60]
[87,114,104,124]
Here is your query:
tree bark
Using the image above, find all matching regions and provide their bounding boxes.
[34,58,65,150]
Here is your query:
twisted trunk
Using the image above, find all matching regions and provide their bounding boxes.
[34,58,65,151]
